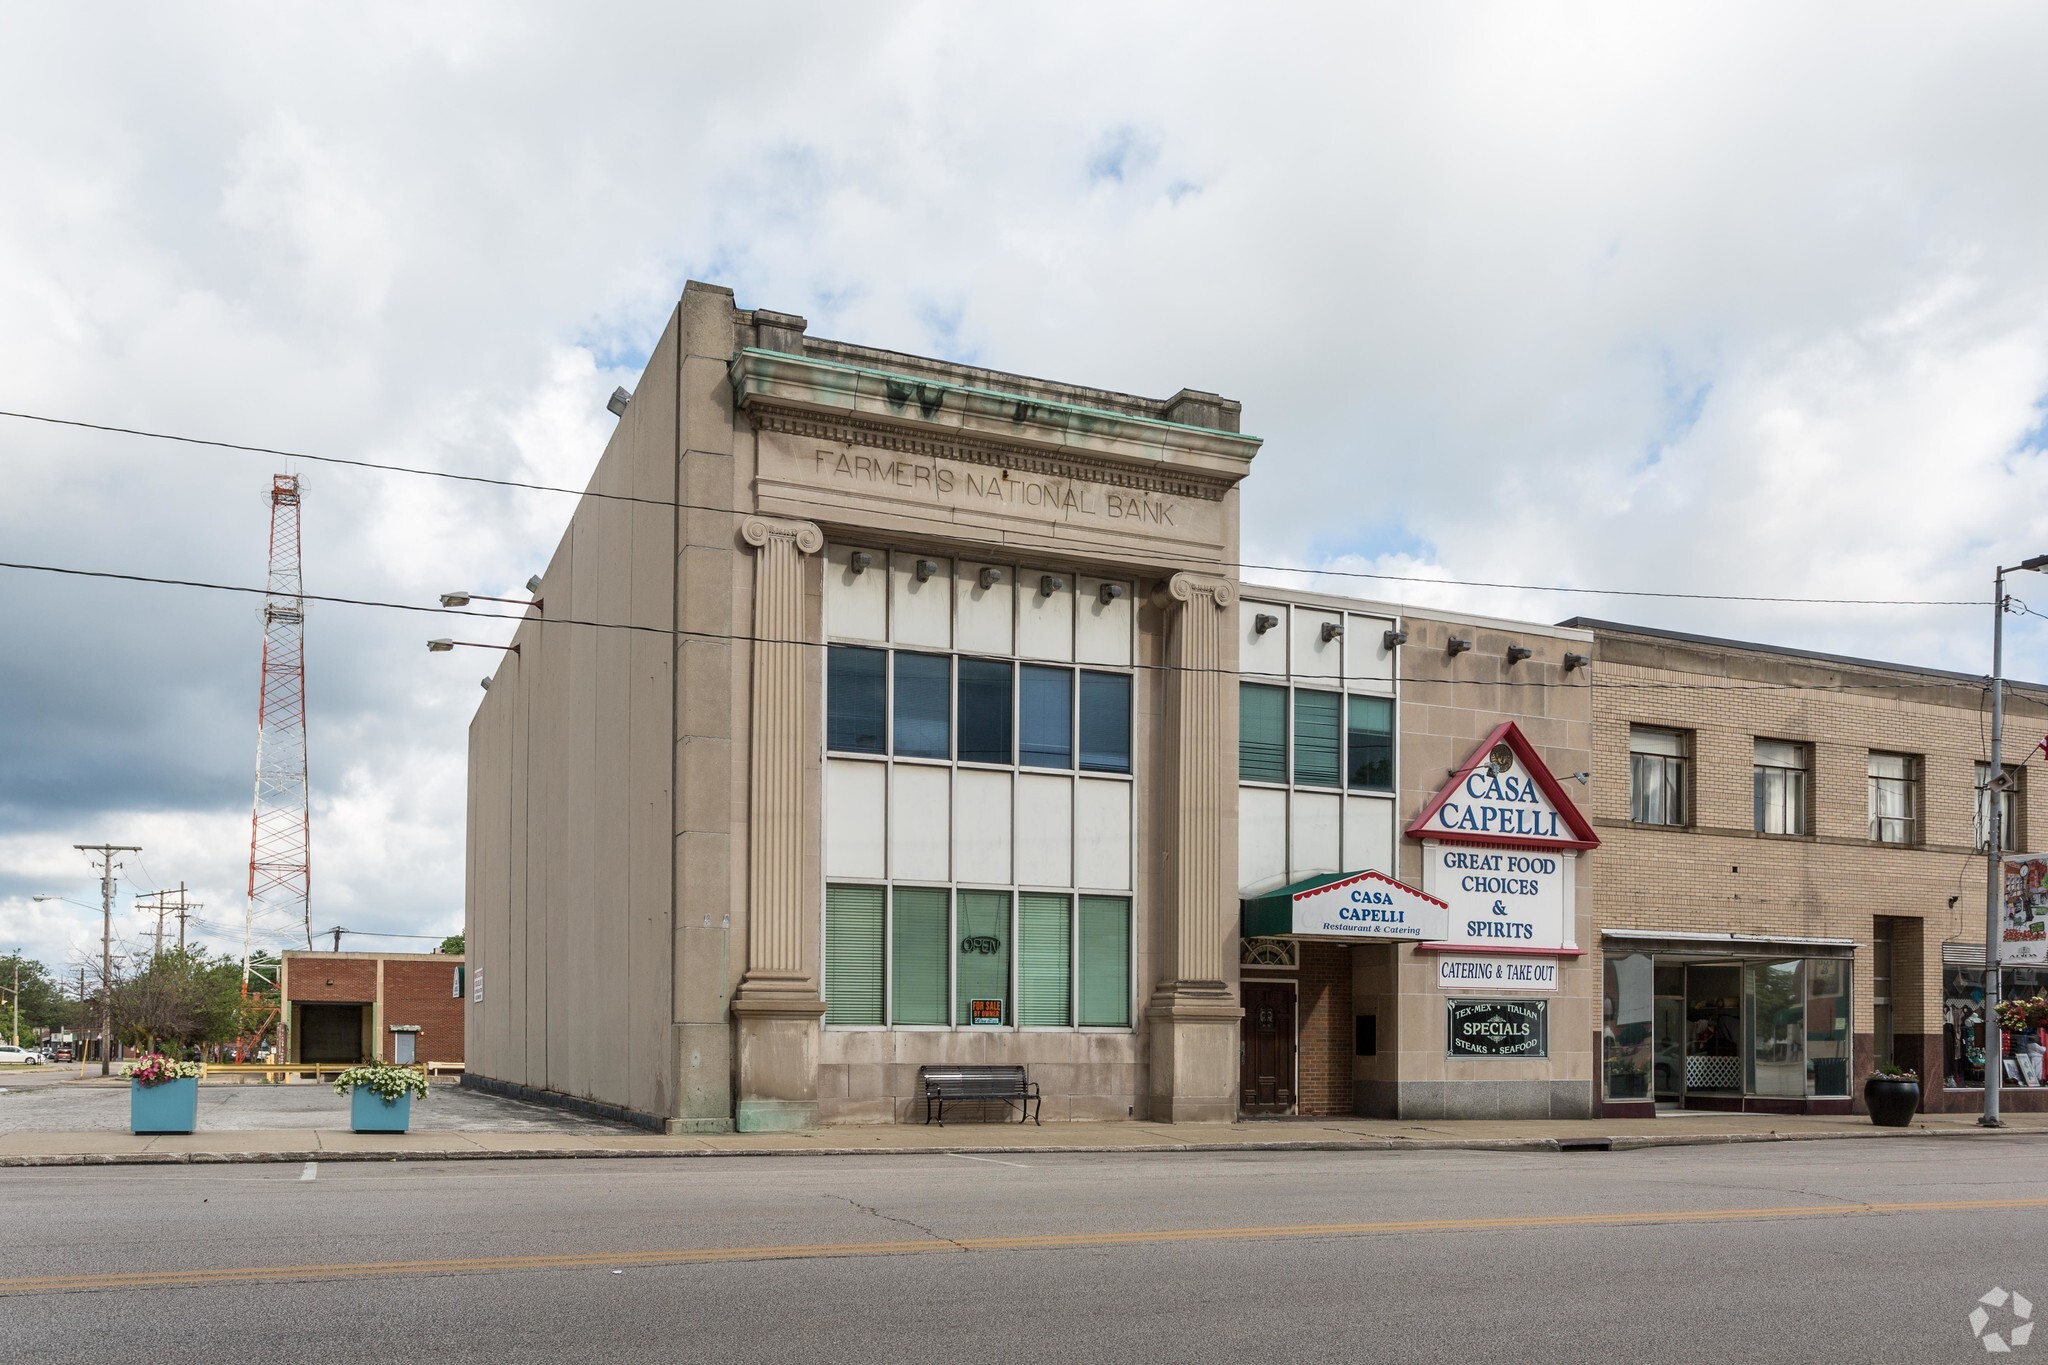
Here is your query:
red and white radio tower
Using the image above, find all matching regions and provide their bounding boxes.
[245,473,312,976]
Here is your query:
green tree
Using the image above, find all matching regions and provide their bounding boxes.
[439,934,465,955]
[112,950,259,1051]
[0,954,73,1044]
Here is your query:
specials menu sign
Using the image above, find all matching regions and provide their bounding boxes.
[1446,999,1549,1059]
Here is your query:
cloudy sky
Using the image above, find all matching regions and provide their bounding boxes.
[4,4,2046,977]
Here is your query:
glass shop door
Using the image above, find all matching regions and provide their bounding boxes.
[1653,959,1685,1108]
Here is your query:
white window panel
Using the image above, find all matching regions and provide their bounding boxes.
[825,545,887,642]
[1239,785,1289,894]
[1074,778,1132,891]
[1240,601,1288,678]
[1017,569,1075,661]
[1343,795,1396,876]
[956,561,1015,656]
[953,768,1012,885]
[1076,577,1133,667]
[1014,772,1073,887]
[1292,609,1341,679]
[1345,614,1396,687]
[890,552,951,649]
[1290,790,1342,877]
[824,759,887,878]
[888,765,951,882]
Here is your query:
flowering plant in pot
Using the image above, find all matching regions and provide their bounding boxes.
[1995,996,2048,1034]
[332,1063,430,1133]
[1864,1063,1920,1128]
[129,1053,205,1135]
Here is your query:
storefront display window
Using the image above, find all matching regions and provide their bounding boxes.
[1944,964,2048,1089]
[1603,948,1853,1104]
[1603,953,1652,1100]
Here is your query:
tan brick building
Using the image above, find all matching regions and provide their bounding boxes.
[1569,619,2048,1115]
[281,951,467,1066]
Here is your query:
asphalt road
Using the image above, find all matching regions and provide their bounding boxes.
[5,1138,2047,1364]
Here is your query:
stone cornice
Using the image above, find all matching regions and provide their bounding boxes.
[730,348,1258,504]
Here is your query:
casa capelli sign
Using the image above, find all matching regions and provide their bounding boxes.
[1239,870,1449,943]
[1405,721,1600,852]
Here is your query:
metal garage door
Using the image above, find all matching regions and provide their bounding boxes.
[299,1004,365,1062]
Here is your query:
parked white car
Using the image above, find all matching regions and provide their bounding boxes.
[0,1043,38,1065]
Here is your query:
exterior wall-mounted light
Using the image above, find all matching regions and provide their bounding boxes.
[526,575,543,594]
[848,550,874,575]
[1321,622,1344,643]
[978,567,1003,590]
[1254,613,1280,635]
[914,558,940,583]
[1383,628,1407,649]
[1506,644,1533,665]
[606,387,632,417]
[1040,574,1065,597]
[1446,636,1472,656]
[1564,652,1591,672]
[1098,582,1127,605]
[480,678,492,691]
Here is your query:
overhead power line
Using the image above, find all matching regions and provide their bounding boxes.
[0,555,2033,701]
[0,408,1986,608]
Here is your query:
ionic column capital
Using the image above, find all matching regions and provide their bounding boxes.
[739,516,824,555]
[1161,571,1237,610]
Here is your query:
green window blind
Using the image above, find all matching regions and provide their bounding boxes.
[1079,896,1131,1027]
[1294,690,1341,787]
[1017,893,1072,1028]
[955,889,1012,1026]
[1240,684,1287,783]
[823,884,884,1025]
[891,887,949,1025]
[1347,694,1393,791]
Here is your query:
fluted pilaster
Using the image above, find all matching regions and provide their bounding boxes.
[1164,570,1238,987]
[738,515,822,995]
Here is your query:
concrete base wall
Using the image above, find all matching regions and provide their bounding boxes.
[1356,1078,1595,1120]
[819,1029,1144,1124]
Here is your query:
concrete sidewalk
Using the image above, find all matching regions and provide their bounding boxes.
[6,1107,2048,1167]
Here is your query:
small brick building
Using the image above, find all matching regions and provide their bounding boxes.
[280,950,466,1066]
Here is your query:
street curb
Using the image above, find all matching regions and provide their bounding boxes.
[2,1124,2040,1168]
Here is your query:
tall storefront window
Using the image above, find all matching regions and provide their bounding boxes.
[1868,751,1920,845]
[1871,920,1895,1070]
[824,883,1131,1031]
[1628,728,1689,826]
[1752,739,1809,836]
[1943,964,2048,1089]
[1602,954,1653,1100]
[1603,947,1853,1104]
[820,556,1138,1033]
[1239,684,1287,783]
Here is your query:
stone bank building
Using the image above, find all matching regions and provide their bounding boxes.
[462,281,2033,1130]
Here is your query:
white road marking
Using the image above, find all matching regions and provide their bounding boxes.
[299,1162,317,1182]
[947,1153,1029,1169]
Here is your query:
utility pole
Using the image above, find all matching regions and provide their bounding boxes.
[176,882,193,953]
[9,957,17,1046]
[331,926,344,952]
[1983,554,2048,1128]
[138,884,200,959]
[76,844,140,1077]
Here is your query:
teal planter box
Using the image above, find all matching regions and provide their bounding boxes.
[350,1088,412,1133]
[130,1076,199,1134]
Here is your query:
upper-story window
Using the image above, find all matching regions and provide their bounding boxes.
[819,550,1138,1034]
[1868,752,1921,845]
[1629,727,1690,827]
[1753,739,1810,836]
[1976,762,2024,852]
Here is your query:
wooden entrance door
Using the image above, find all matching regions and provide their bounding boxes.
[1240,981,1296,1113]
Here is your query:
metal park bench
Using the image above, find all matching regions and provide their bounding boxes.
[919,1065,1041,1126]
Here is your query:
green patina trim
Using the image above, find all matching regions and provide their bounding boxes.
[733,348,1262,449]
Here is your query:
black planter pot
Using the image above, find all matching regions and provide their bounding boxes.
[1864,1076,1921,1127]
